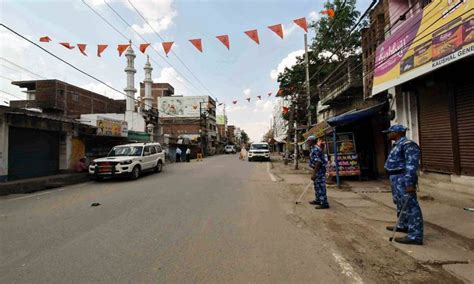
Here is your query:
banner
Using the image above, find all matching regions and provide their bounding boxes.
[158,96,209,118]
[372,0,474,95]
[96,116,128,137]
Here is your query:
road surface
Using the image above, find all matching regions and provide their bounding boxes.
[0,155,458,283]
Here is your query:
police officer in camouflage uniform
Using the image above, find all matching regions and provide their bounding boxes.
[306,135,329,209]
[383,124,423,245]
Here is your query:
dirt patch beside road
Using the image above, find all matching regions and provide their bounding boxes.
[272,164,462,283]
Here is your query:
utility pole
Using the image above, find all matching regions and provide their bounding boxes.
[304,33,312,130]
[293,94,299,170]
[285,101,293,165]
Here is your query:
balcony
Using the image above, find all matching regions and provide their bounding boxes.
[318,56,363,105]
[10,99,64,112]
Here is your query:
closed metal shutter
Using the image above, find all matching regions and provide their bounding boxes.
[418,84,455,173]
[455,82,474,176]
[8,127,59,180]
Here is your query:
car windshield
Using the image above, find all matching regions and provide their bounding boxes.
[108,146,143,157]
[251,144,269,150]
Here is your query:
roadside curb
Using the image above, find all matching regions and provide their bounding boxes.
[0,173,90,196]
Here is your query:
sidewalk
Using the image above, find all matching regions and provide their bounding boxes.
[0,173,90,196]
[270,157,474,283]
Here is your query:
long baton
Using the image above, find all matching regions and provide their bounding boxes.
[295,182,313,205]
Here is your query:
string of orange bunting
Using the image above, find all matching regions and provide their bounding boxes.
[37,9,334,105]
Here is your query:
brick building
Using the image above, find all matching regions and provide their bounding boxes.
[139,82,174,109]
[227,125,235,144]
[11,80,125,117]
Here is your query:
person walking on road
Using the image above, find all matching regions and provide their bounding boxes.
[239,145,247,160]
[176,147,182,163]
[306,135,329,209]
[196,147,203,162]
[186,147,191,162]
[383,124,423,245]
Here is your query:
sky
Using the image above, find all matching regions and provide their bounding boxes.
[0,0,371,142]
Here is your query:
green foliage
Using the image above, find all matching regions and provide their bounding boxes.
[240,130,249,144]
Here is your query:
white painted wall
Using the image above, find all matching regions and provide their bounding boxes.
[80,112,146,133]
[390,87,419,143]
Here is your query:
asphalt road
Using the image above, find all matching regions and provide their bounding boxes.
[1,155,354,283]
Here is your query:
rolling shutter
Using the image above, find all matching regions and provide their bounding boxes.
[418,84,455,173]
[455,82,474,176]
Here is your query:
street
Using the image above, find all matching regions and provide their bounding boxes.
[0,155,460,283]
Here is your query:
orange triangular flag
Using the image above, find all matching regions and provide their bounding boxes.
[60,42,74,49]
[246,98,251,102]
[97,44,108,57]
[139,43,150,54]
[39,36,51,42]
[268,24,284,39]
[268,92,272,96]
[216,35,230,50]
[189,39,203,52]
[162,42,174,56]
[77,44,87,56]
[321,8,335,18]
[293,17,308,33]
[117,44,130,56]
[244,29,260,45]
[277,89,284,96]
[257,96,262,100]
[232,100,238,104]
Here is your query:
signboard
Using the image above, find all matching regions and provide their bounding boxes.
[372,0,473,95]
[325,132,361,176]
[96,116,128,137]
[158,96,209,118]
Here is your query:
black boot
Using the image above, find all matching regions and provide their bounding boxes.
[394,236,423,245]
[308,200,320,205]
[386,226,408,233]
[315,204,329,209]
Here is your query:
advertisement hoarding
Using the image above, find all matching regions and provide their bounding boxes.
[372,0,473,95]
[158,96,209,118]
[96,116,128,137]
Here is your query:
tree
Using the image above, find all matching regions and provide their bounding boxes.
[240,131,249,144]
[276,0,364,124]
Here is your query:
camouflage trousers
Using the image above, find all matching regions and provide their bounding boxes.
[390,174,423,242]
[314,173,328,206]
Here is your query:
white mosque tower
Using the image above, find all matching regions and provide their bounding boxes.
[124,41,137,122]
[143,55,153,111]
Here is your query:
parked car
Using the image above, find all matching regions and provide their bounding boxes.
[248,142,270,162]
[224,145,236,154]
[89,143,165,181]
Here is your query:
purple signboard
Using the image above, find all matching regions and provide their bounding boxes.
[374,12,423,77]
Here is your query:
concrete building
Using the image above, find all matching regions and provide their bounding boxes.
[10,80,125,117]
[139,83,174,109]
[371,0,474,192]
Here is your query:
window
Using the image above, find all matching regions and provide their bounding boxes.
[72,93,79,102]
[144,146,152,156]
[150,146,157,154]
[155,145,162,152]
[108,146,143,157]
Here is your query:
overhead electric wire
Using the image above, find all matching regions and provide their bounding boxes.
[101,0,209,98]
[0,57,47,79]
[0,89,24,100]
[83,0,209,99]
[0,23,156,111]
[0,74,15,82]
[126,0,218,100]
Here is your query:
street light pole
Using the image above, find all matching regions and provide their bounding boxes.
[199,101,208,156]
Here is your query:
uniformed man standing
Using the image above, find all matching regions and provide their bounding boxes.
[383,124,423,245]
[306,135,329,209]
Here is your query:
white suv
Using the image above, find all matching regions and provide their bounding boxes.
[248,143,270,162]
[224,145,236,154]
[89,143,165,180]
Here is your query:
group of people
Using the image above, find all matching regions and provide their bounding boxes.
[175,147,203,162]
[305,124,423,245]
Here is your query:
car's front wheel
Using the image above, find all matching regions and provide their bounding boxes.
[130,165,141,180]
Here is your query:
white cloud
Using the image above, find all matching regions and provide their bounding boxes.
[81,82,124,100]
[129,0,177,35]
[309,11,320,22]
[243,88,251,98]
[254,100,274,113]
[283,23,298,37]
[238,121,271,143]
[270,49,304,81]
[153,66,188,96]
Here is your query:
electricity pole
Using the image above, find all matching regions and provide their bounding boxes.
[304,33,312,130]
[293,94,298,170]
